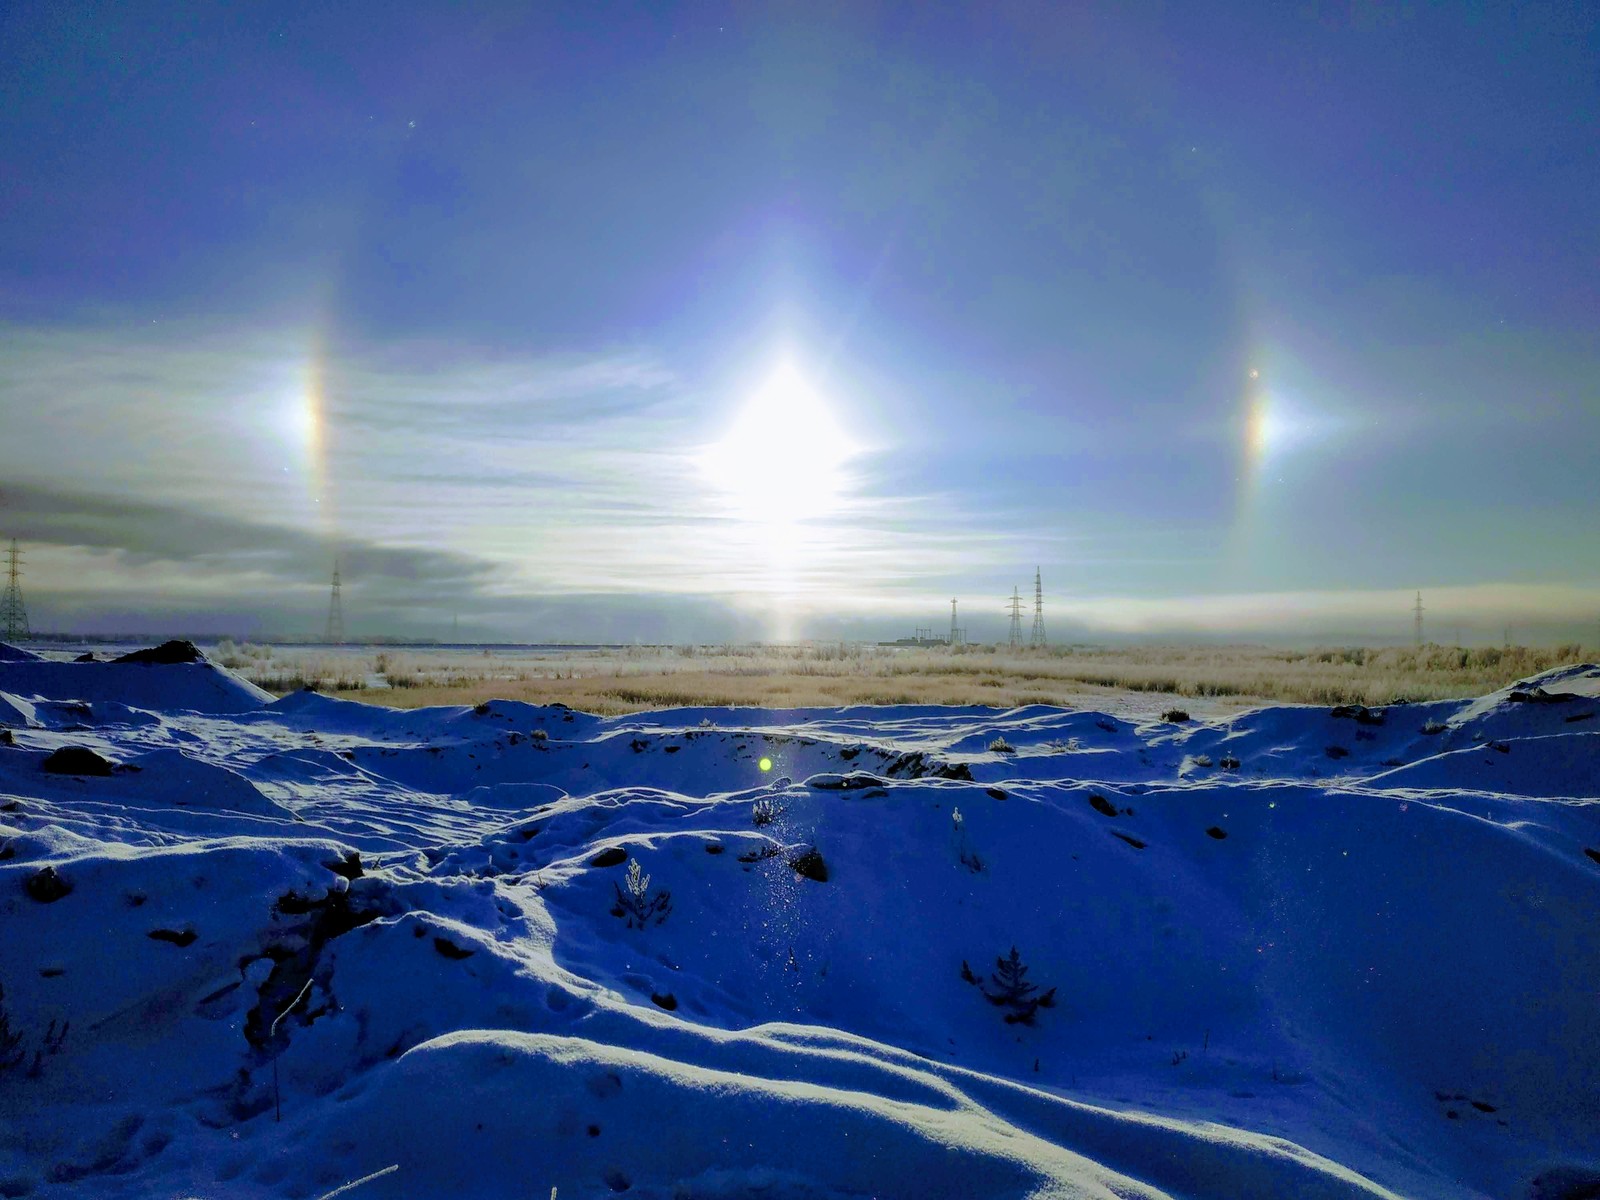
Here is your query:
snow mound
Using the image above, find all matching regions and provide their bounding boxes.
[0,652,271,716]
[0,668,1596,1199]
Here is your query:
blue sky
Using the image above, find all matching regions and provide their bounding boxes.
[2,2,1596,643]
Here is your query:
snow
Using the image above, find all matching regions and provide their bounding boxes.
[1,651,1597,1199]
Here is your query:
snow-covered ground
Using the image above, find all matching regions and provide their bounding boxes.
[1,642,1597,1199]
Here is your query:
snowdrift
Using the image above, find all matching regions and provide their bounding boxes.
[1,651,1597,1199]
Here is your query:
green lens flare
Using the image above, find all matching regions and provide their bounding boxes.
[759,757,773,772]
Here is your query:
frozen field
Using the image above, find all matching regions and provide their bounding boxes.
[1,641,1598,1198]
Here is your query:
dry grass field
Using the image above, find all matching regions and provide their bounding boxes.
[217,640,1597,715]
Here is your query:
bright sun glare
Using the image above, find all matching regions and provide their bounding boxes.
[699,363,859,526]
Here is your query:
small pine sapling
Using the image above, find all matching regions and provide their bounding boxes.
[611,859,672,929]
[979,946,1056,1025]
[0,984,24,1072]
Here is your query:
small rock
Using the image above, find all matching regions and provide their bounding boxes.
[433,937,475,960]
[1205,826,1227,840]
[590,847,628,868]
[324,850,364,880]
[25,866,72,903]
[113,640,204,664]
[41,746,114,776]
[789,847,829,882]
[1088,793,1118,817]
[650,991,677,1010]
[148,928,198,947]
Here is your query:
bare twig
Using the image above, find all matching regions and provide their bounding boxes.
[315,1163,399,1200]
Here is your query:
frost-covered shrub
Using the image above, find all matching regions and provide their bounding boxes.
[951,808,983,873]
[751,797,778,826]
[1161,708,1190,723]
[988,736,1016,754]
[611,860,672,929]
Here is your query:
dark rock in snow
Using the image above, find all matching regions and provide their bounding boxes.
[1111,831,1147,850]
[1583,848,1600,866]
[433,937,475,960]
[789,847,829,882]
[650,991,677,1010]
[113,640,204,664]
[25,866,72,903]
[148,928,198,947]
[1508,687,1578,705]
[1330,704,1385,725]
[74,651,98,662]
[591,847,629,868]
[42,746,114,776]
[1088,793,1118,817]
[324,850,364,880]
[1324,745,1350,760]
[1206,826,1228,840]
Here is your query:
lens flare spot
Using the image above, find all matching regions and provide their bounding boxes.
[758,756,773,772]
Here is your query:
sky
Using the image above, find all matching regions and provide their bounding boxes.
[1,1,1597,645]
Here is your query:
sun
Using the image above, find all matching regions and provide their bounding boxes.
[698,363,859,526]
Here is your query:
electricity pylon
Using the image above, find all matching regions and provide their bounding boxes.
[1007,586,1024,648]
[1030,567,1046,647]
[324,558,345,645]
[1,540,28,642]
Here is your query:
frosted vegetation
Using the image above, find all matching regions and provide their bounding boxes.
[213,638,1600,713]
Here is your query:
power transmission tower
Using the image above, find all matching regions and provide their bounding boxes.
[1007,586,1024,648]
[1030,567,1046,647]
[949,598,960,648]
[324,558,345,645]
[2,539,29,642]
[1412,591,1424,648]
